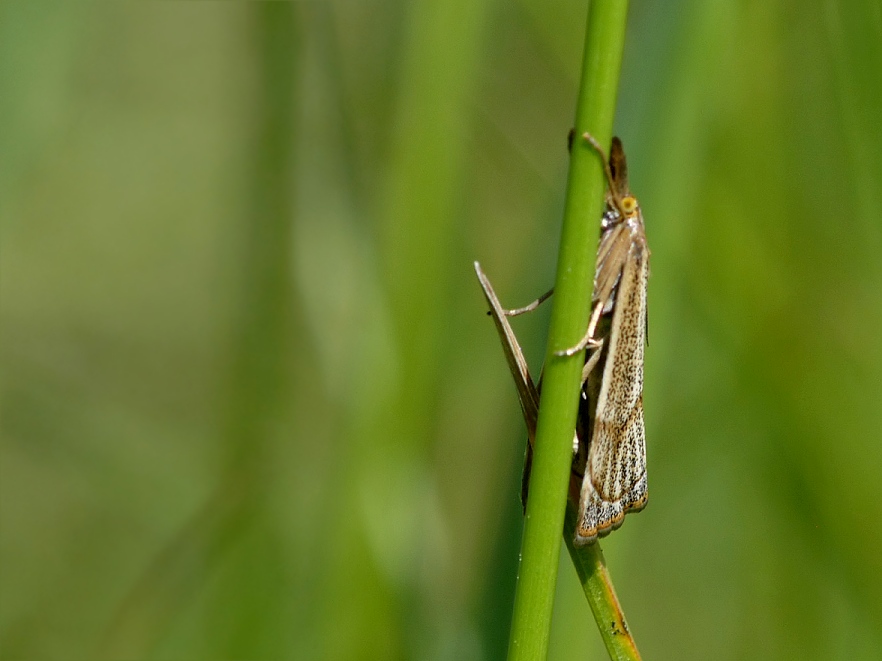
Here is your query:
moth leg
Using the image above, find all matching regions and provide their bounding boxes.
[556,301,604,357]
[580,338,604,386]
[504,287,554,317]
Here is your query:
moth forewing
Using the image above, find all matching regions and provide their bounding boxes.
[593,221,633,313]
[473,262,540,442]
[575,207,649,545]
[474,262,588,505]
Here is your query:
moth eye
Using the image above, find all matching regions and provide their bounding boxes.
[621,196,638,215]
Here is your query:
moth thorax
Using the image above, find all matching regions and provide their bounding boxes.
[601,209,620,230]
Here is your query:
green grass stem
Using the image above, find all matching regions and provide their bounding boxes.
[506,2,632,659]
[563,502,642,660]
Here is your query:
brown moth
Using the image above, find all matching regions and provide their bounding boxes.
[568,134,649,545]
[475,134,649,546]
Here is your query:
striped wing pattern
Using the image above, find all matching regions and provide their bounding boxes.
[575,215,649,545]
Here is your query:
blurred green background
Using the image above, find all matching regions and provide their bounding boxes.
[2,1,881,659]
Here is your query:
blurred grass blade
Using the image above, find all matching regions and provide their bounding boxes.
[99,5,300,657]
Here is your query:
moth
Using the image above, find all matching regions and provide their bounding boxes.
[475,134,649,546]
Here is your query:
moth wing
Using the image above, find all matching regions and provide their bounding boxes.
[575,236,649,545]
[474,262,540,440]
[593,222,631,312]
[475,262,550,505]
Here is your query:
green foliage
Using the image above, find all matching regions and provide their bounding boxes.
[1,1,881,660]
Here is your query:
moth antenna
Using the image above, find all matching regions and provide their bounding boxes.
[582,132,626,218]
